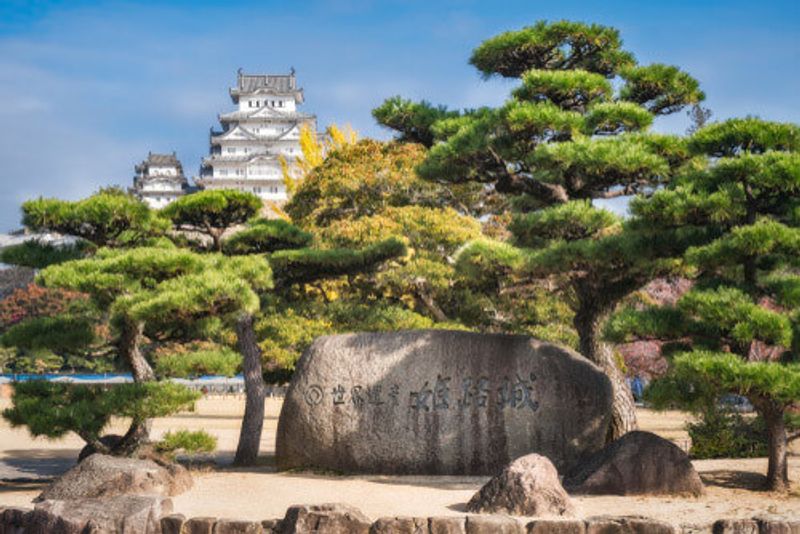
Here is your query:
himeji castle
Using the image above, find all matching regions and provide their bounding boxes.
[130,152,190,208]
[196,69,317,203]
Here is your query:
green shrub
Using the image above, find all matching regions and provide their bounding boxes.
[154,346,240,378]
[156,429,217,458]
[687,406,767,459]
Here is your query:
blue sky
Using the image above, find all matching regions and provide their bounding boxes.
[0,0,798,231]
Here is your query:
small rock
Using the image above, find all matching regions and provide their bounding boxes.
[566,432,704,496]
[37,453,193,502]
[466,454,574,516]
[527,518,586,533]
[465,515,524,534]
[279,503,371,534]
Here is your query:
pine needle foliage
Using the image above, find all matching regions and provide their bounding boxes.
[223,219,313,255]
[269,238,406,287]
[3,381,199,442]
[622,116,800,490]
[0,240,93,269]
[22,191,169,248]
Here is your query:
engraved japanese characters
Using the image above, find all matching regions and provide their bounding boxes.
[276,330,612,475]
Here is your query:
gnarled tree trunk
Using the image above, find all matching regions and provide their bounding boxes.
[574,307,638,442]
[758,400,790,492]
[234,313,266,466]
[114,318,154,455]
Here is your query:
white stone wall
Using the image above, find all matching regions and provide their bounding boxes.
[239,97,296,113]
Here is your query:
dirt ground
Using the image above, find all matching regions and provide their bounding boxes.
[0,397,797,527]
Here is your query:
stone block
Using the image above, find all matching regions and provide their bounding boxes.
[429,516,466,534]
[186,516,218,534]
[161,513,187,534]
[465,515,524,534]
[586,515,677,534]
[279,503,371,534]
[527,518,586,534]
[370,516,429,533]
[214,518,264,533]
[713,520,759,534]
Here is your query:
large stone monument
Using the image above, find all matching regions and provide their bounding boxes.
[276,330,612,475]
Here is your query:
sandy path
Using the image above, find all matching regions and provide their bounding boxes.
[1,398,797,526]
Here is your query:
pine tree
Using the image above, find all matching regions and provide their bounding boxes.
[610,118,800,491]
[374,20,704,439]
[162,189,263,252]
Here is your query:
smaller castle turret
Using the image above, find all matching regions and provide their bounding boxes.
[130,152,189,209]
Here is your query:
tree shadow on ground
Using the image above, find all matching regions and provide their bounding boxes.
[700,469,768,491]
[270,465,485,491]
[446,503,469,513]
[0,480,47,493]
[0,449,77,481]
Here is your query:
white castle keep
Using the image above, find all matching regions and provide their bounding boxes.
[130,152,189,209]
[195,69,317,203]
[131,70,315,207]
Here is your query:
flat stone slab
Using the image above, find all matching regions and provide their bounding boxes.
[276,330,612,475]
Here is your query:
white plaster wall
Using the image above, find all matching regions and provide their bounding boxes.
[148,166,177,176]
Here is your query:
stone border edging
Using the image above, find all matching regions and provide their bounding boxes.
[2,504,799,533]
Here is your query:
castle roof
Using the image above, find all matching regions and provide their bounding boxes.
[218,108,316,123]
[210,124,300,145]
[133,152,188,190]
[229,69,304,104]
[135,152,184,173]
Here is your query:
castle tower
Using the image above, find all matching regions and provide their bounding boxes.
[130,151,189,209]
[196,69,317,202]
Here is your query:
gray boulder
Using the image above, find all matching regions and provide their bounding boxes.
[466,454,574,517]
[277,330,612,475]
[37,453,193,502]
[28,495,172,534]
[278,503,371,534]
[565,431,704,496]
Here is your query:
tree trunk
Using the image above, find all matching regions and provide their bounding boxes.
[114,319,155,456]
[119,319,155,382]
[113,419,152,457]
[234,313,266,466]
[574,307,638,442]
[413,279,449,322]
[762,402,789,491]
[210,229,224,252]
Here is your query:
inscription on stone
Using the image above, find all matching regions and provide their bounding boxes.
[276,330,613,475]
[303,373,539,412]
